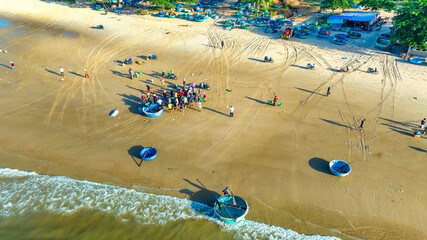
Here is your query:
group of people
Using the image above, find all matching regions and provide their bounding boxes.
[140,82,208,113]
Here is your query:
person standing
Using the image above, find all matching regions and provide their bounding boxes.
[229,105,234,117]
[198,101,203,112]
[161,77,166,87]
[84,69,89,78]
[183,79,186,87]
[273,96,278,106]
[221,40,224,48]
[129,68,133,79]
[203,92,207,102]
[60,67,64,77]
[326,86,331,96]
[359,119,366,130]
[10,61,15,70]
[421,118,426,129]
[146,84,151,93]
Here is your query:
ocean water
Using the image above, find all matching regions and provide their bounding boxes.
[0,168,340,240]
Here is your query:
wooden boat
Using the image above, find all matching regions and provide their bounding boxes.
[376,37,391,49]
[95,7,104,11]
[140,147,157,161]
[335,34,348,40]
[195,17,205,22]
[348,31,361,39]
[240,24,250,29]
[177,13,187,18]
[167,14,176,18]
[329,160,351,177]
[139,103,163,117]
[333,38,346,45]
[409,57,424,65]
[318,31,330,38]
[296,31,309,39]
[214,194,249,223]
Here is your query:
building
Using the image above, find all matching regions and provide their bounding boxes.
[327,11,379,29]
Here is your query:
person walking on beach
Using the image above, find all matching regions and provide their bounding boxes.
[183,79,186,87]
[129,68,133,79]
[146,84,151,93]
[273,96,278,106]
[198,101,203,112]
[10,61,15,70]
[221,40,224,48]
[84,69,89,78]
[359,119,366,130]
[229,105,234,117]
[59,67,64,77]
[203,92,207,102]
[326,86,331,96]
[421,118,426,129]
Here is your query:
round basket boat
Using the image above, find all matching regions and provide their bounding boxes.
[140,147,157,161]
[329,160,351,177]
[214,195,249,223]
[333,38,346,45]
[255,23,267,27]
[318,31,330,38]
[335,34,349,40]
[409,57,424,65]
[296,31,309,39]
[139,103,163,118]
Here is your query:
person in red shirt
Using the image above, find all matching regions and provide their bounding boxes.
[203,92,207,102]
[10,61,16,70]
[179,90,183,97]
[183,79,186,87]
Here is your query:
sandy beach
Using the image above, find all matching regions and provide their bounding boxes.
[0,0,426,239]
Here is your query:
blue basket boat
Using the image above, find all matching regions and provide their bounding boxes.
[157,12,166,17]
[139,103,163,118]
[214,195,249,223]
[409,57,424,65]
[318,31,330,38]
[329,160,351,177]
[140,147,157,161]
[333,37,346,45]
[296,31,309,39]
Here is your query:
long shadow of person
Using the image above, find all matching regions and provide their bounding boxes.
[180,179,221,216]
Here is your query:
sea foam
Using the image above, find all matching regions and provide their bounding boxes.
[0,168,339,240]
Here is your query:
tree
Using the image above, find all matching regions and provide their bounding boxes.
[392,0,427,50]
[152,0,172,11]
[359,0,395,11]
[320,0,353,11]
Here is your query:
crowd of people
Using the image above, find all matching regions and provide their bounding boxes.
[139,81,208,113]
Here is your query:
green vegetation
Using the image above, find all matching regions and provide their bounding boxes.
[320,0,353,11]
[392,0,427,50]
[358,0,395,11]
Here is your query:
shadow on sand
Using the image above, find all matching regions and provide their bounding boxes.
[128,145,144,166]
[319,118,352,129]
[294,87,324,96]
[245,96,268,105]
[309,157,334,175]
[408,146,426,153]
[117,93,141,114]
[180,179,221,216]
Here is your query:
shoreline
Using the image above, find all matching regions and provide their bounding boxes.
[1,0,426,239]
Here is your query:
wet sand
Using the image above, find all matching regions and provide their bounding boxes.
[1,0,426,239]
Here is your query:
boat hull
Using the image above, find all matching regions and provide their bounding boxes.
[329,160,351,177]
[140,147,157,161]
[214,195,248,223]
[140,104,163,117]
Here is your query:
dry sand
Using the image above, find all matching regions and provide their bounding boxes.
[0,0,426,239]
